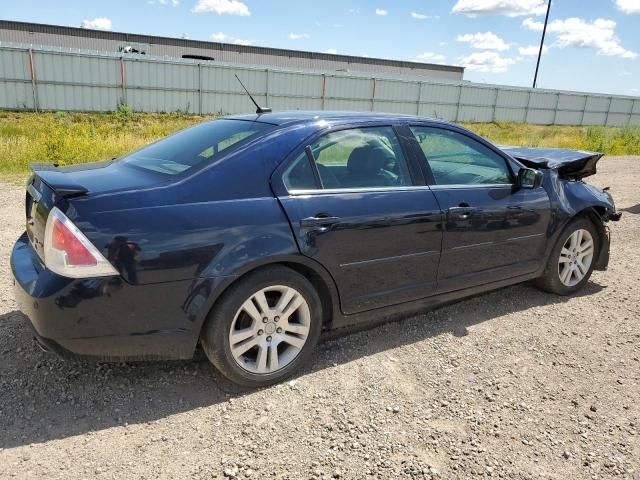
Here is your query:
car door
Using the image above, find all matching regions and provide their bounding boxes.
[408,125,551,293]
[274,124,443,314]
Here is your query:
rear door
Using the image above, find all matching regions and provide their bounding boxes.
[408,125,551,292]
[274,124,443,314]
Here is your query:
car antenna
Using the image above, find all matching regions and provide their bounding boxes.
[234,74,272,115]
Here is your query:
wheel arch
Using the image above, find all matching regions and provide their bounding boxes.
[194,255,342,339]
[574,206,610,270]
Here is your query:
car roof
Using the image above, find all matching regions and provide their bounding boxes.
[224,110,453,127]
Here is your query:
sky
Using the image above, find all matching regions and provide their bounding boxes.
[2,0,639,96]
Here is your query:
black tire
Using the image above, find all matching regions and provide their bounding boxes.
[534,217,599,295]
[200,265,322,387]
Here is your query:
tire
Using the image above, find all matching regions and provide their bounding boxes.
[534,217,599,295]
[201,265,322,387]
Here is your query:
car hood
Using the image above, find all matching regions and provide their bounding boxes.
[498,146,603,180]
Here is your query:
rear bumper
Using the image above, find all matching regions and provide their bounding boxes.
[10,232,200,361]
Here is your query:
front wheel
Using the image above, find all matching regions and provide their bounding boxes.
[201,266,322,387]
[534,217,599,295]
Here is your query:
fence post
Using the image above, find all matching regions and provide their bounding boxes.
[28,48,38,112]
[370,77,376,112]
[119,57,127,106]
[492,88,499,122]
[524,90,532,123]
[455,84,463,122]
[552,92,560,125]
[197,63,202,115]
[416,81,423,116]
[628,99,637,126]
[265,68,270,106]
[604,96,613,126]
[580,95,588,126]
[321,74,326,110]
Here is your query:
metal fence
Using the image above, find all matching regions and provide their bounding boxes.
[1,42,639,126]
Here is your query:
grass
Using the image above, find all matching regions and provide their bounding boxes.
[0,110,207,176]
[462,121,640,156]
[0,110,639,175]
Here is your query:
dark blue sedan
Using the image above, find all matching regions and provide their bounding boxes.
[11,111,621,386]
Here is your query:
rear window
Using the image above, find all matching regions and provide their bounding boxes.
[119,119,273,175]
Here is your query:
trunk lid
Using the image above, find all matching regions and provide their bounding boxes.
[498,146,602,180]
[25,161,166,261]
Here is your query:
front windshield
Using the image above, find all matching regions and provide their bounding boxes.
[119,119,273,175]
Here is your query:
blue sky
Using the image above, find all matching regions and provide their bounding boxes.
[3,0,639,95]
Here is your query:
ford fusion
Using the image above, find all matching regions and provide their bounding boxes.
[11,112,621,387]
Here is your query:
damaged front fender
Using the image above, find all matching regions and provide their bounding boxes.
[543,170,620,271]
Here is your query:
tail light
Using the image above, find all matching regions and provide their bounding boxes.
[44,207,118,278]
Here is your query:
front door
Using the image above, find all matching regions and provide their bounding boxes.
[276,125,443,314]
[408,125,551,292]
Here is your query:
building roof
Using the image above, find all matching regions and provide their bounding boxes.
[0,20,464,75]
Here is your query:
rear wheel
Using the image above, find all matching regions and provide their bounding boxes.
[534,217,599,295]
[201,266,322,387]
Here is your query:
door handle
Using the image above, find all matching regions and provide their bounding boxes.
[299,216,341,228]
[448,206,477,220]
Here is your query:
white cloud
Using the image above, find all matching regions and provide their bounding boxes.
[289,33,310,40]
[456,32,510,51]
[413,52,447,64]
[615,0,640,14]
[210,32,253,45]
[150,0,180,5]
[375,8,388,15]
[458,51,516,72]
[410,12,428,19]
[523,17,637,59]
[452,0,546,17]
[333,23,343,28]
[181,33,190,39]
[80,17,112,30]
[348,8,360,13]
[325,48,338,54]
[192,0,250,16]
[210,32,228,41]
[518,44,548,56]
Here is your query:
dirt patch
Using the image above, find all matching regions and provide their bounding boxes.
[1,157,638,479]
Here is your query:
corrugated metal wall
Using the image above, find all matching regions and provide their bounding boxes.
[1,43,639,126]
[0,21,464,81]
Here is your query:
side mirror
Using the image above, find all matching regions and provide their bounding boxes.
[517,167,544,189]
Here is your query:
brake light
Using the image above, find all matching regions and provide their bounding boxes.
[44,207,118,278]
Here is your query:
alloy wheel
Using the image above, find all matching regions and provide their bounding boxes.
[228,285,311,374]
[558,228,594,287]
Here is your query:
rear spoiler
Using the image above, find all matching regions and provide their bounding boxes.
[498,146,602,180]
[30,163,88,198]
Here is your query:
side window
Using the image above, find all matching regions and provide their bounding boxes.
[283,127,413,190]
[410,126,512,186]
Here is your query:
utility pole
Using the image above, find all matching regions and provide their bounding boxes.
[533,0,552,88]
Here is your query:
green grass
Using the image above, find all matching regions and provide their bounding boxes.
[461,121,640,156]
[0,111,638,175]
[0,110,208,175]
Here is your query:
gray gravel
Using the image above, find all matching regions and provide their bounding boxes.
[1,157,639,479]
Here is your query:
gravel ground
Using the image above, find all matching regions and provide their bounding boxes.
[0,157,638,480]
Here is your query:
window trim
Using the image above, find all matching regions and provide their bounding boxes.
[408,124,517,187]
[288,185,435,196]
[280,124,420,195]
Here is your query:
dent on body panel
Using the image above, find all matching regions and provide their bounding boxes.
[77,197,298,285]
